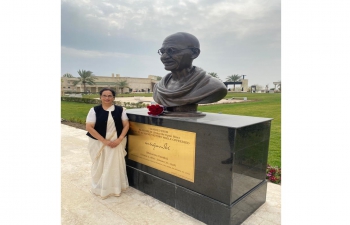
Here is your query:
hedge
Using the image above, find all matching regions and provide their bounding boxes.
[61,97,148,109]
[61,97,101,104]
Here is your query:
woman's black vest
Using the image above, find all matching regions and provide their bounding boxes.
[86,105,124,140]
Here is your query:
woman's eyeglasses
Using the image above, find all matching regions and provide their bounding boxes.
[101,95,114,98]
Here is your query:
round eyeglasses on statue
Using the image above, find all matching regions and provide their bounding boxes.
[157,47,197,56]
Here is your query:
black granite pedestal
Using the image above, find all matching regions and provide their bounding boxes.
[126,109,272,225]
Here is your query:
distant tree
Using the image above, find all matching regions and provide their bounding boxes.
[156,76,162,81]
[116,80,129,94]
[63,73,74,78]
[226,74,242,91]
[208,72,222,81]
[73,70,96,92]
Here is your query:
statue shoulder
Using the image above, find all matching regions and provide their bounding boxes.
[157,72,172,84]
[210,76,227,88]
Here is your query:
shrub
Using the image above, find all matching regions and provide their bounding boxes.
[61,98,147,109]
[266,164,281,184]
[68,117,85,124]
[61,97,101,104]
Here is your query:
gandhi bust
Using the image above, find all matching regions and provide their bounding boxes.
[153,32,227,115]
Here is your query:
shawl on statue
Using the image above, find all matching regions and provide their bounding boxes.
[153,66,227,107]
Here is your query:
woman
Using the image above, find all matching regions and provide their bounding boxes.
[85,88,129,199]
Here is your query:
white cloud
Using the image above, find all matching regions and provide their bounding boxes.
[62,0,280,41]
[61,0,281,85]
[179,0,187,6]
[102,2,115,8]
[61,46,132,58]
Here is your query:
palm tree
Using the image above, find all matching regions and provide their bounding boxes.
[226,74,242,91]
[73,70,96,92]
[62,73,74,78]
[116,80,129,94]
[208,72,221,81]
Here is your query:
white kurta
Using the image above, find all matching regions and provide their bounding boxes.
[86,105,129,199]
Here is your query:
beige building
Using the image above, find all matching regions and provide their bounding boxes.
[223,79,249,92]
[61,74,160,94]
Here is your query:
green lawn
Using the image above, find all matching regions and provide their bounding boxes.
[61,92,281,167]
[61,101,96,124]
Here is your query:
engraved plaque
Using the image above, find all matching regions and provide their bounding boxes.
[128,121,196,182]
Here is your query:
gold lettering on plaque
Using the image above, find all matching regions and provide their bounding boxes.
[128,121,196,182]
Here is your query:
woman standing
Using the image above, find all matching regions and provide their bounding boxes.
[85,88,129,199]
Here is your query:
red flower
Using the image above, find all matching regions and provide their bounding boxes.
[147,104,164,116]
[269,176,277,182]
[269,168,277,174]
[266,164,281,184]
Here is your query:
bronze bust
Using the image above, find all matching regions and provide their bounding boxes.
[153,32,227,116]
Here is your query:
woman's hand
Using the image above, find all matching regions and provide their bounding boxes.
[108,138,122,148]
[102,139,112,146]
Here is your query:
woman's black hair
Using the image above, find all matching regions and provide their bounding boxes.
[99,88,116,97]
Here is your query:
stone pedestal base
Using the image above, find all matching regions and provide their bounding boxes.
[164,104,205,117]
[127,167,267,225]
[163,111,206,117]
[126,109,272,225]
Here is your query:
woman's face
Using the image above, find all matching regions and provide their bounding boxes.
[100,90,115,105]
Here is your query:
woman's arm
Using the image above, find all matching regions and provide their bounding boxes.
[86,107,111,146]
[86,123,111,146]
[119,119,130,139]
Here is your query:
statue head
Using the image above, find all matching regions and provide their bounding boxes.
[158,32,201,72]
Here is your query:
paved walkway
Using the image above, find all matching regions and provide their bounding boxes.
[61,124,281,224]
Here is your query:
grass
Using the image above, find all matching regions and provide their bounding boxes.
[61,92,281,167]
[61,101,95,123]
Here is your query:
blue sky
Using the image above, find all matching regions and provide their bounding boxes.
[61,0,281,87]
